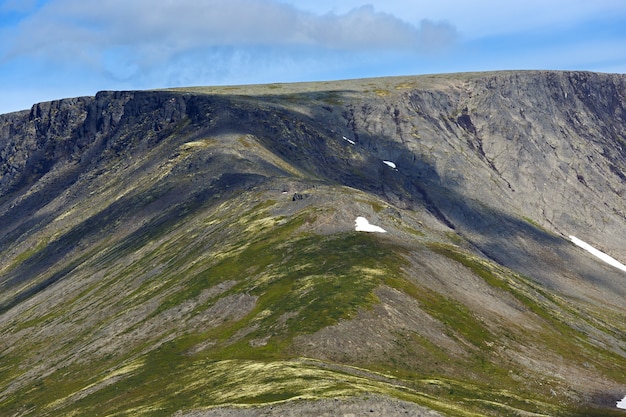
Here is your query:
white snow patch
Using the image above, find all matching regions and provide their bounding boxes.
[383,160,397,169]
[342,136,355,145]
[618,395,626,409]
[569,236,626,273]
[355,217,386,233]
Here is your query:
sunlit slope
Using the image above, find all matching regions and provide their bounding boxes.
[0,71,625,416]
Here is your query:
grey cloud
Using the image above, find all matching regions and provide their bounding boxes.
[0,0,459,86]
[307,5,427,50]
[3,0,458,58]
[416,19,459,52]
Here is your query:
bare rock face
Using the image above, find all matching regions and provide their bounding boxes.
[0,71,625,417]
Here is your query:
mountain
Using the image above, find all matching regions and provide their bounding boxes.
[0,70,625,417]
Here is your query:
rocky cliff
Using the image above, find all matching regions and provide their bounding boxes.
[0,71,625,416]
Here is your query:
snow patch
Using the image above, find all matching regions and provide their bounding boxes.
[618,395,626,409]
[569,236,626,273]
[342,136,355,145]
[383,160,397,169]
[355,217,386,233]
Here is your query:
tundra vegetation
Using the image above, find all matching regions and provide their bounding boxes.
[0,71,625,416]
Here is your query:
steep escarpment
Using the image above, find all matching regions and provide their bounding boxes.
[0,71,625,417]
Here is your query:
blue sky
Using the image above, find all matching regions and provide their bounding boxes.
[1,0,625,114]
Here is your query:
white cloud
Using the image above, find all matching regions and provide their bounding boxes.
[307,6,456,51]
[0,0,458,89]
[1,1,457,60]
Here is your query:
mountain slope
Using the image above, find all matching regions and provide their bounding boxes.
[0,70,625,416]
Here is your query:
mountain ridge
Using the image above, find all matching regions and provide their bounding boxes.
[0,70,625,416]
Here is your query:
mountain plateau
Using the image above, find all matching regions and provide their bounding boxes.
[0,70,625,416]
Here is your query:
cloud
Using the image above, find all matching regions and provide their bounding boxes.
[0,0,458,76]
[311,7,457,51]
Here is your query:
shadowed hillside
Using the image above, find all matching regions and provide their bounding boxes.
[0,71,625,416]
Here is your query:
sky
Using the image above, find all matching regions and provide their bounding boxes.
[1,0,625,115]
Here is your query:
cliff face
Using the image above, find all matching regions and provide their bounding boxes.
[0,71,625,416]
